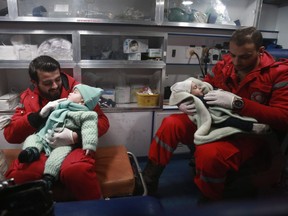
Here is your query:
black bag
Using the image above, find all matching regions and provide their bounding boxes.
[0,178,54,216]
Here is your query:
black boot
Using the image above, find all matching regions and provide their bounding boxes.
[18,147,40,163]
[43,174,56,191]
[142,160,165,196]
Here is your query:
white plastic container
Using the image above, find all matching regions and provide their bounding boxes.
[115,86,131,104]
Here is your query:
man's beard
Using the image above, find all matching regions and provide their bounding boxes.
[40,89,61,101]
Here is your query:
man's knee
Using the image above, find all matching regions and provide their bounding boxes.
[60,160,95,182]
[195,144,223,169]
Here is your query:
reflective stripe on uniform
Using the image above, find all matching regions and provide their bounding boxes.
[197,169,226,184]
[273,81,288,90]
[154,135,175,153]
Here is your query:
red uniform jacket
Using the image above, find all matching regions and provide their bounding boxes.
[204,51,288,132]
[4,72,109,144]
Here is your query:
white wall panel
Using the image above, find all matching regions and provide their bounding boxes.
[99,111,153,156]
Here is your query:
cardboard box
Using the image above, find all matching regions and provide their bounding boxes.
[123,39,148,53]
[128,53,141,60]
[148,49,162,58]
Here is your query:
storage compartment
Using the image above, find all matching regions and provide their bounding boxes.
[17,0,156,22]
[81,67,163,109]
[0,33,73,61]
[164,0,260,27]
[80,33,164,61]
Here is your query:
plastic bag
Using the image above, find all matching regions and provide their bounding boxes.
[206,0,232,25]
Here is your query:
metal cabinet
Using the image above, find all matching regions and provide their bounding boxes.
[2,0,261,28]
[0,0,264,113]
[0,29,166,112]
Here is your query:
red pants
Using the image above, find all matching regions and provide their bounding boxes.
[148,113,272,200]
[5,148,102,200]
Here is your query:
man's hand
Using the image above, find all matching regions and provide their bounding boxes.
[178,101,196,115]
[45,127,75,148]
[39,98,67,118]
[204,89,237,109]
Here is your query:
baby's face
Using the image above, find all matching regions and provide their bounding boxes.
[190,81,204,96]
[68,89,84,104]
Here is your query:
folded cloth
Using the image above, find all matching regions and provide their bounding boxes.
[0,115,11,130]
[0,150,8,181]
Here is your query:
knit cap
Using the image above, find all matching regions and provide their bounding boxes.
[74,84,103,110]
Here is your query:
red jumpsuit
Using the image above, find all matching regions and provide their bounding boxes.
[4,72,110,200]
[149,52,288,200]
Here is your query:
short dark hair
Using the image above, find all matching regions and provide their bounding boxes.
[28,55,61,83]
[230,26,263,50]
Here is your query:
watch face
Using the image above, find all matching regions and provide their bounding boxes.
[233,98,244,109]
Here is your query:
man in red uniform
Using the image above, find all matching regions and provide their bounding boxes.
[4,55,110,200]
[143,27,288,201]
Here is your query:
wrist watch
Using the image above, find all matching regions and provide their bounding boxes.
[232,96,244,110]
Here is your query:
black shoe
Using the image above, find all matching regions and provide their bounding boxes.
[142,160,165,196]
[142,173,159,196]
[18,147,40,163]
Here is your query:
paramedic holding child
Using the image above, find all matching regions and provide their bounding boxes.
[4,55,109,200]
[143,26,288,201]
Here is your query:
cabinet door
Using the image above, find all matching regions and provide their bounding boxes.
[98,112,153,157]
[0,32,74,61]
[16,0,158,24]
[164,0,261,28]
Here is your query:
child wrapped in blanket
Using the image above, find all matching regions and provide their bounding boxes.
[169,77,270,145]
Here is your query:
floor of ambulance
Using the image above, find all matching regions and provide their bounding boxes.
[138,153,202,212]
[138,152,288,213]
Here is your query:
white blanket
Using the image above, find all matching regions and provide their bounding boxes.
[169,78,256,145]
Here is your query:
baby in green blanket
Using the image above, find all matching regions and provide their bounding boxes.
[18,84,103,189]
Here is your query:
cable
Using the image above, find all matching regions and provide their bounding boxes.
[188,49,205,78]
